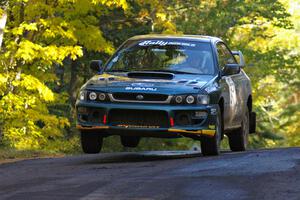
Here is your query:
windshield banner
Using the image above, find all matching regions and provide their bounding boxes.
[138,40,196,47]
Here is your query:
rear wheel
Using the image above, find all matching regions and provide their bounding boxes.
[201,107,222,156]
[121,136,140,148]
[81,131,103,154]
[228,107,249,151]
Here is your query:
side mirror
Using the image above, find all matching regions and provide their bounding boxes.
[223,63,240,76]
[90,60,103,73]
[232,50,245,67]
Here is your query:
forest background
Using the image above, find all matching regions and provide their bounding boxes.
[0,0,299,156]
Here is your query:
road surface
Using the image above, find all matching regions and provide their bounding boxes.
[0,148,300,200]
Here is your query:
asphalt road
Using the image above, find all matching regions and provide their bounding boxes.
[0,148,300,200]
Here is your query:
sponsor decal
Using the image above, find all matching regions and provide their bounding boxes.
[224,77,238,116]
[116,125,160,129]
[210,108,217,115]
[205,82,218,93]
[224,77,237,107]
[208,125,216,130]
[131,83,154,87]
[138,40,196,47]
[125,87,157,91]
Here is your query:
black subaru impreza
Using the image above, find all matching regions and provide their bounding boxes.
[76,35,256,156]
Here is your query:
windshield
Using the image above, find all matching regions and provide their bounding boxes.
[105,39,215,75]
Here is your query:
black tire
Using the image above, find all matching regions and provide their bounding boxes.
[201,107,222,156]
[228,107,249,151]
[120,136,140,148]
[80,131,103,154]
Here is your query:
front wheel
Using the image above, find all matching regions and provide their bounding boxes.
[81,131,103,154]
[228,107,249,151]
[201,107,222,156]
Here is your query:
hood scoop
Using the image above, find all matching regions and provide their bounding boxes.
[127,71,174,80]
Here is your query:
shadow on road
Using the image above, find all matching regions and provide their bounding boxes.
[81,151,202,165]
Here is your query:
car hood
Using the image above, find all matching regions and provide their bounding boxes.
[82,73,215,94]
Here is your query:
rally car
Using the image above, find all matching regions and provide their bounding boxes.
[76,35,256,156]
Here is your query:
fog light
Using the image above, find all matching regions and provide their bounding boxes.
[175,112,191,126]
[186,95,195,104]
[89,92,97,100]
[99,93,106,101]
[175,96,183,103]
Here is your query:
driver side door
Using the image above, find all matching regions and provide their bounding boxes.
[217,42,242,129]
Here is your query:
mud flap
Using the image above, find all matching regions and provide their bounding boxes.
[249,112,256,134]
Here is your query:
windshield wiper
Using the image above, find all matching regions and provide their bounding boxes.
[140,69,199,75]
[107,69,129,72]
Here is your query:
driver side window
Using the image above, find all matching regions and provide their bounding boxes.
[216,43,237,70]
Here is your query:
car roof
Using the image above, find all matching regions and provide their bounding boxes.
[128,34,222,43]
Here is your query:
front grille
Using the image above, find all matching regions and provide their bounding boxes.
[112,93,169,102]
[108,109,169,128]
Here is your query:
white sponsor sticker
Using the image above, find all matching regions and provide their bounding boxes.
[224,77,238,116]
[224,77,237,107]
[125,87,157,91]
[138,40,196,47]
[205,82,218,93]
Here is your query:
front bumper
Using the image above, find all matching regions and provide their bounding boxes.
[76,101,218,139]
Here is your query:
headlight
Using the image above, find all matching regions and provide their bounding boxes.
[175,96,183,103]
[173,94,209,105]
[197,95,209,104]
[79,91,85,101]
[89,92,97,101]
[79,91,109,102]
[186,95,195,104]
[99,93,106,101]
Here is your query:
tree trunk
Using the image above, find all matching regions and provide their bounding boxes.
[0,12,7,48]
[0,11,6,141]
[69,60,80,107]
[54,64,65,93]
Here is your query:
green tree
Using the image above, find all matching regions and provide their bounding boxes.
[169,0,300,147]
[0,0,127,149]
[1,0,299,152]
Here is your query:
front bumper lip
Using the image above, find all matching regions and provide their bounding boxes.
[76,125,216,137]
[168,128,215,137]
[76,101,218,138]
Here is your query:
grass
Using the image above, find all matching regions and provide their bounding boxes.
[0,135,82,163]
[0,147,64,163]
